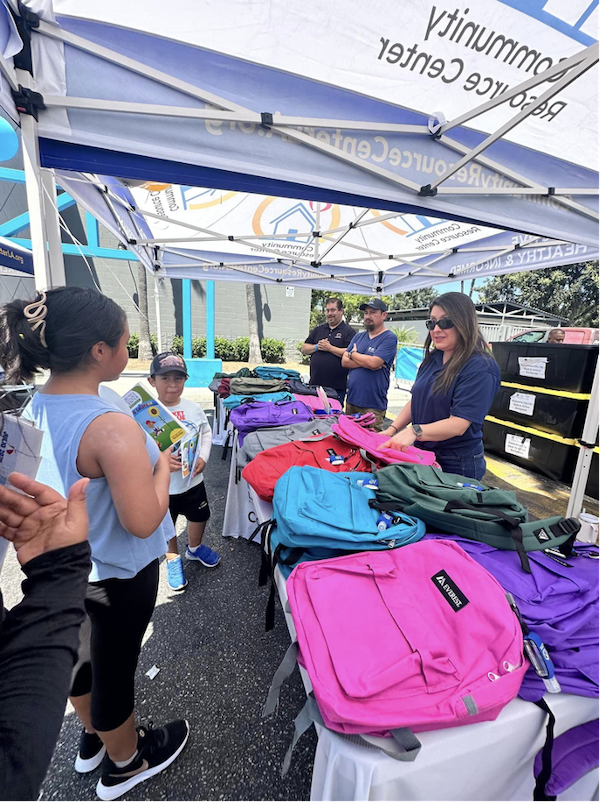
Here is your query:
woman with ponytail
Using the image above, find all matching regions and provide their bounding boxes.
[0,287,189,801]
[381,292,500,481]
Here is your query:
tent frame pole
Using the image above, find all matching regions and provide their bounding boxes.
[567,359,599,519]
[40,167,66,287]
[153,272,163,352]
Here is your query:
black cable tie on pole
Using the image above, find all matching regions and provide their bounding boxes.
[312,231,320,238]
[378,271,384,285]
[452,248,459,253]
[11,86,45,120]
[276,278,282,282]
[311,261,321,268]
[579,440,597,449]
[127,238,137,245]
[261,112,273,128]
[388,254,394,259]
[514,243,521,249]
[348,221,355,229]
[419,184,438,197]
[547,187,556,196]
[228,235,234,241]
[220,262,224,267]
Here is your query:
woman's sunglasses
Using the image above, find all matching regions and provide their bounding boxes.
[425,317,454,331]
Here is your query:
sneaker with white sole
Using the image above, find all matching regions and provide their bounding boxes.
[166,555,188,590]
[74,729,106,773]
[96,720,190,801]
[185,543,220,567]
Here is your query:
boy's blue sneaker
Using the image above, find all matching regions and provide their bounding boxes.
[186,544,221,568]
[166,556,188,590]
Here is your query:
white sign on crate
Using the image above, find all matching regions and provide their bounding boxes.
[505,434,532,460]
[518,357,548,380]
[509,392,536,417]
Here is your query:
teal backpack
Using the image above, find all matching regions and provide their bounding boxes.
[372,464,580,573]
[254,466,425,629]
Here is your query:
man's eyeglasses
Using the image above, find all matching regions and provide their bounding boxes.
[425,318,454,331]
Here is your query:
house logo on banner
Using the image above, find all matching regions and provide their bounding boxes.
[252,198,341,256]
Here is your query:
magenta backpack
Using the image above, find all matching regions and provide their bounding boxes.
[292,393,342,412]
[331,415,439,466]
[265,540,526,773]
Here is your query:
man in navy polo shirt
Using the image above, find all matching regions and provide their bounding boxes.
[301,297,355,406]
[342,298,398,431]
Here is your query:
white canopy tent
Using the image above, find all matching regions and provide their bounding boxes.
[0,0,597,514]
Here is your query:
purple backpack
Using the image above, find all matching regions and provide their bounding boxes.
[229,399,313,443]
[534,719,598,799]
[423,535,599,701]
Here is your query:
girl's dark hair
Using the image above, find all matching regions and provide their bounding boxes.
[423,292,493,394]
[0,286,127,383]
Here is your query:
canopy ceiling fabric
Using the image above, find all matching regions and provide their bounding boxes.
[14,0,598,255]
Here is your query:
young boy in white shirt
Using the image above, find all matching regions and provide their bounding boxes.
[148,352,220,591]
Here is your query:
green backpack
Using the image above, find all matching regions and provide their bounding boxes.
[372,464,580,573]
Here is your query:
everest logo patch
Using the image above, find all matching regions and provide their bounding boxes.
[432,570,470,612]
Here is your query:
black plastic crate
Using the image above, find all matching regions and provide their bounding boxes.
[491,341,598,393]
[484,418,598,499]
[489,385,589,440]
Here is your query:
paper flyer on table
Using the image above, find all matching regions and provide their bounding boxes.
[122,384,186,451]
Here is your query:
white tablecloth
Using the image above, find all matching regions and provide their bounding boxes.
[274,568,599,802]
[222,430,273,540]
[211,394,232,446]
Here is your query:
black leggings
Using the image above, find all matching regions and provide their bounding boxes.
[70,559,159,732]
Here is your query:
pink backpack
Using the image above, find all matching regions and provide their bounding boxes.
[293,393,342,412]
[331,415,439,466]
[266,540,527,771]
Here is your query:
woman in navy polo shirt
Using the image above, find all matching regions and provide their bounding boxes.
[382,292,500,480]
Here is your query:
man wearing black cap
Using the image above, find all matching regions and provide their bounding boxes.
[341,298,398,430]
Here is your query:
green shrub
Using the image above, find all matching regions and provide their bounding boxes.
[192,337,206,358]
[213,336,236,361]
[150,333,158,355]
[297,341,311,365]
[127,333,139,358]
[260,338,285,363]
[233,337,249,362]
[172,335,183,354]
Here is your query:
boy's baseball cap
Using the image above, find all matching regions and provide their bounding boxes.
[359,297,388,312]
[150,352,188,377]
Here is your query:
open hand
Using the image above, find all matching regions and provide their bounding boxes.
[0,472,89,567]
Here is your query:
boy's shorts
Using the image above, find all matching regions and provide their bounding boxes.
[169,481,211,524]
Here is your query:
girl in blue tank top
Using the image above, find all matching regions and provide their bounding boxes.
[0,287,189,799]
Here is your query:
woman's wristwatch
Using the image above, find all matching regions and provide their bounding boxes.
[412,424,424,440]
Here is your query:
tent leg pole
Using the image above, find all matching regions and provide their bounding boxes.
[206,280,215,360]
[154,272,163,352]
[182,278,192,360]
[41,167,66,287]
[20,112,51,290]
[567,358,599,519]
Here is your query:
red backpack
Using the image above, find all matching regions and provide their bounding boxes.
[242,434,377,501]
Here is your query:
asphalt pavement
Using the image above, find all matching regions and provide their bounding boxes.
[1,407,316,802]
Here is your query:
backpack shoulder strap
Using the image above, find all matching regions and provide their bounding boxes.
[533,698,557,801]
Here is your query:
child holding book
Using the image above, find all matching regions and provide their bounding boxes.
[148,353,219,591]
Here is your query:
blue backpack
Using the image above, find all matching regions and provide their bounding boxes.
[221,390,293,410]
[255,366,302,381]
[255,466,425,629]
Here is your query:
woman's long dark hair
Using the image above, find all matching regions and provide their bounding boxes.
[0,286,127,384]
[423,292,493,394]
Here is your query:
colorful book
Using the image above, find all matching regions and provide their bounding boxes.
[180,429,200,486]
[123,384,186,451]
[0,413,44,488]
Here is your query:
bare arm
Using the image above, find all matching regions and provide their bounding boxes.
[381,400,412,437]
[78,413,171,538]
[301,342,316,356]
[382,415,471,451]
